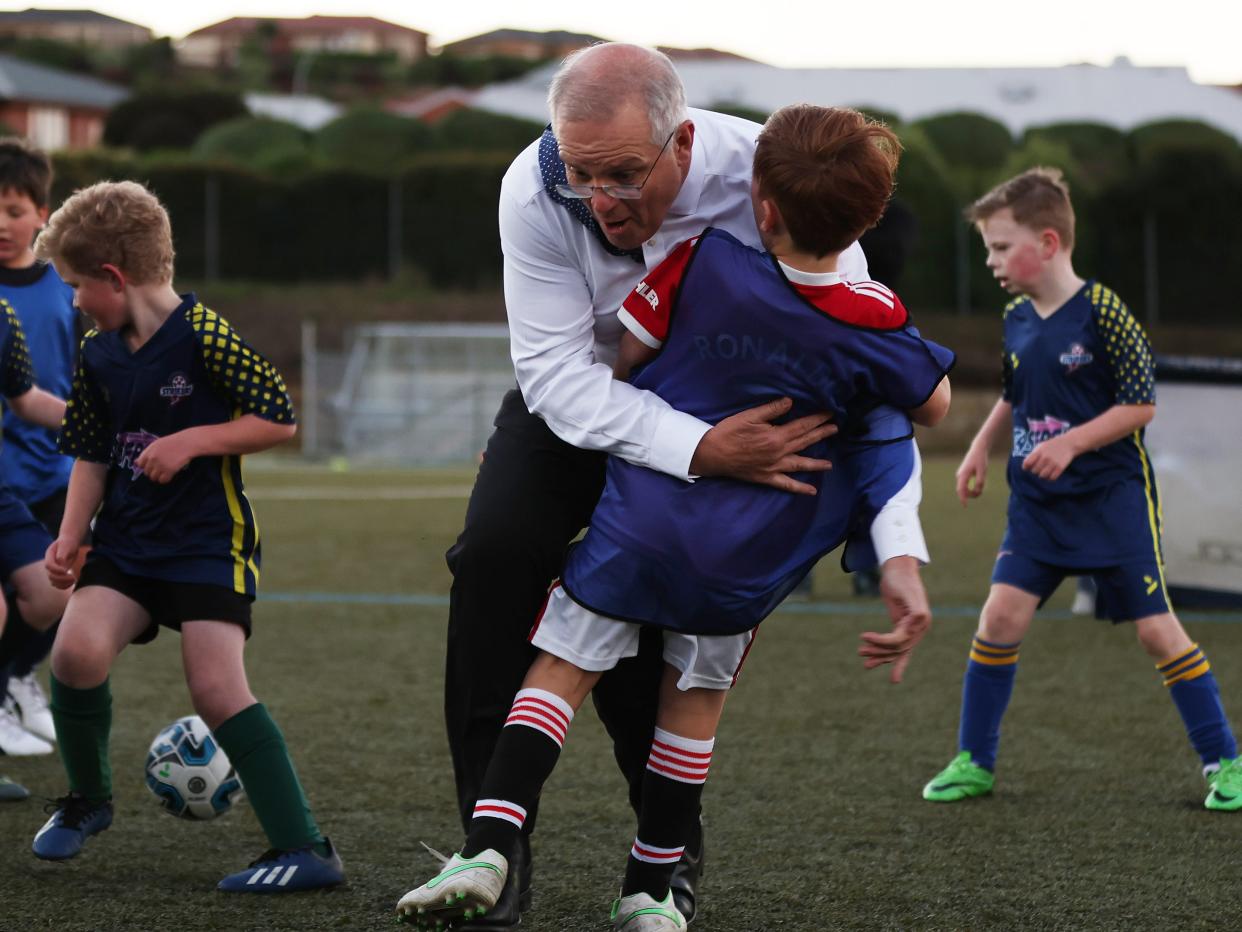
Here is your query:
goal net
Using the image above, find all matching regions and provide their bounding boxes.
[1145,355,1242,608]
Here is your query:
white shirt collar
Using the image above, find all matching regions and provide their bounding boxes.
[778,260,843,286]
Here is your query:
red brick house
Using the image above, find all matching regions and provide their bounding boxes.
[178,16,430,68]
[0,52,126,150]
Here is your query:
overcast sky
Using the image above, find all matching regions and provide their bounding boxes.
[35,1,1242,86]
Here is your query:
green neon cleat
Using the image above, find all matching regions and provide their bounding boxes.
[922,750,995,802]
[1206,757,1242,811]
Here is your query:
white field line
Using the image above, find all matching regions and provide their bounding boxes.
[247,486,473,501]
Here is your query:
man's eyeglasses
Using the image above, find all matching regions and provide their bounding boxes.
[555,130,676,201]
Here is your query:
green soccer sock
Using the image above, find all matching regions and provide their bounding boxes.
[49,676,113,802]
[213,702,324,853]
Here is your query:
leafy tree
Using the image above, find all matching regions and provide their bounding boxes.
[911,111,1014,197]
[192,116,311,174]
[1022,122,1128,187]
[104,91,248,151]
[705,102,770,125]
[432,109,543,154]
[1128,119,1242,171]
[0,36,94,74]
[408,54,549,89]
[315,108,433,174]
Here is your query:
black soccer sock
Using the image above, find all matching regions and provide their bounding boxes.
[622,728,715,901]
[461,688,574,859]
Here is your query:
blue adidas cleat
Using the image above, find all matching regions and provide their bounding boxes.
[32,793,113,860]
[218,837,345,893]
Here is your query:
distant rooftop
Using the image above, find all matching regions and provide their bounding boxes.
[188,15,428,38]
[443,28,605,47]
[0,51,126,108]
[0,8,148,29]
[473,59,1242,142]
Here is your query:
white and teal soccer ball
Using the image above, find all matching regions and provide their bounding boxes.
[145,715,244,820]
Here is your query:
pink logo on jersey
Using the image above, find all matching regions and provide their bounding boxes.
[114,429,159,479]
[1059,343,1094,373]
[1026,415,1071,434]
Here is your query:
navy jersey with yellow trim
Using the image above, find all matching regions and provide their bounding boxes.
[0,299,37,409]
[59,294,294,594]
[1001,281,1161,566]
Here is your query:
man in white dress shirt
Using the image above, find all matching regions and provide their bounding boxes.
[442,43,932,930]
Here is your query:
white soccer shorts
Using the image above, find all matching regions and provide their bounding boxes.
[530,584,755,691]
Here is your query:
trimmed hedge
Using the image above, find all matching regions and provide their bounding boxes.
[47,117,1242,320]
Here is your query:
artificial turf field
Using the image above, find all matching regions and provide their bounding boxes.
[1,456,1238,931]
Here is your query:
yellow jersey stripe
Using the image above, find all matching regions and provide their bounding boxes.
[220,453,249,594]
[1133,431,1168,596]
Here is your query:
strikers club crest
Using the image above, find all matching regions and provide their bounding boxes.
[1059,343,1094,373]
[160,372,194,405]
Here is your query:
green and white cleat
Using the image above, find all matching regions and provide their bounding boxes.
[611,890,687,931]
[922,750,995,802]
[1205,757,1242,811]
[395,848,508,927]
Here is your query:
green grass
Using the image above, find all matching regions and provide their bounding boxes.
[2,457,1238,930]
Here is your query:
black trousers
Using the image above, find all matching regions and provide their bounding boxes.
[444,389,667,834]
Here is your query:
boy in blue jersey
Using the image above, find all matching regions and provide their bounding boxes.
[29,180,345,891]
[923,167,1241,810]
[397,106,953,930]
[0,302,70,796]
[0,138,79,763]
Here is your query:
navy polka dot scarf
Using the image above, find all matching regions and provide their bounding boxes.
[538,127,644,263]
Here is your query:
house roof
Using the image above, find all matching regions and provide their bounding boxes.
[441,28,606,50]
[473,59,1242,142]
[187,15,428,39]
[245,92,342,131]
[0,52,127,109]
[0,8,148,29]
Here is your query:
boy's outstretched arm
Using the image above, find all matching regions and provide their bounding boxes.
[6,385,66,431]
[857,556,932,684]
[1022,403,1154,481]
[46,460,106,589]
[956,396,1012,506]
[909,376,951,427]
[135,415,297,485]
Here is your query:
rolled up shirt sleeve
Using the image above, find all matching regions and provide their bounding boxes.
[500,184,709,480]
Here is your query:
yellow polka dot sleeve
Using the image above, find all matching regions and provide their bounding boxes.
[1089,284,1156,405]
[0,299,36,400]
[188,304,296,423]
[58,333,113,463]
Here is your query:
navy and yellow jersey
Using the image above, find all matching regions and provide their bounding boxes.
[0,299,37,406]
[59,294,294,595]
[1001,280,1161,566]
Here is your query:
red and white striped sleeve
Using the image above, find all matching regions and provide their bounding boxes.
[616,236,699,349]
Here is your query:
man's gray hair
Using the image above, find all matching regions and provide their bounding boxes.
[547,43,688,144]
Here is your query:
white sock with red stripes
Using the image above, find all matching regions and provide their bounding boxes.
[623,727,715,900]
[462,687,575,858]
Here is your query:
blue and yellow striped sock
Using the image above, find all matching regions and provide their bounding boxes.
[957,636,1021,772]
[1159,644,1238,768]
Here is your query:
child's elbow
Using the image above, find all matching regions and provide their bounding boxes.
[910,378,952,427]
